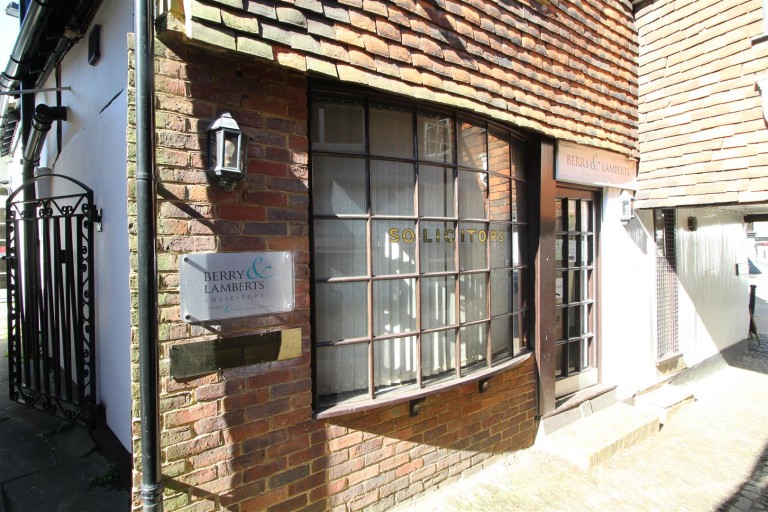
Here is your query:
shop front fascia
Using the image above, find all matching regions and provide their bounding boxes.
[141,1,639,509]
[536,141,638,415]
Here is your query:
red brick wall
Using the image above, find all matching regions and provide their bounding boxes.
[635,0,768,208]
[129,38,537,511]
[158,0,638,158]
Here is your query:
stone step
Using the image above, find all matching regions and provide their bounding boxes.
[538,385,620,439]
[633,383,695,425]
[536,402,660,470]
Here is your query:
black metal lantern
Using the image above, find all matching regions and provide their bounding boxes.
[207,112,246,190]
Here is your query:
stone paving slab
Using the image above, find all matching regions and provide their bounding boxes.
[0,436,57,484]
[391,339,768,512]
[2,452,124,512]
[0,327,130,512]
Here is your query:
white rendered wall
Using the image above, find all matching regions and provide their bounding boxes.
[675,208,749,363]
[599,188,657,399]
[600,190,750,399]
[34,3,133,450]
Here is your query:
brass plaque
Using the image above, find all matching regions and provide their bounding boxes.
[170,332,281,379]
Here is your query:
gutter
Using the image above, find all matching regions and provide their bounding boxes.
[135,0,164,510]
[0,0,99,157]
[0,0,51,156]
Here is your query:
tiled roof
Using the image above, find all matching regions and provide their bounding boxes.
[158,0,639,156]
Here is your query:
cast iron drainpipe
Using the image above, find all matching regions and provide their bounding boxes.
[21,104,67,169]
[20,102,66,263]
[135,0,163,510]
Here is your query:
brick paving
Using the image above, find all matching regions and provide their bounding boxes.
[391,338,768,512]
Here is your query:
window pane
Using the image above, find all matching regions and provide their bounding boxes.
[568,305,581,338]
[373,278,417,335]
[555,343,564,377]
[489,174,511,221]
[460,323,487,375]
[568,340,580,373]
[582,269,591,299]
[419,165,455,217]
[513,269,524,312]
[512,180,527,222]
[582,304,591,335]
[510,140,525,178]
[420,221,456,273]
[374,337,418,396]
[568,200,577,231]
[555,307,565,340]
[370,105,413,158]
[421,276,457,330]
[488,224,512,268]
[460,273,487,323]
[491,315,513,364]
[491,270,512,317]
[311,101,365,153]
[580,200,592,232]
[582,235,593,265]
[422,329,456,384]
[567,236,577,267]
[459,222,487,271]
[459,170,487,219]
[373,220,416,276]
[459,121,486,169]
[582,336,593,369]
[315,282,368,342]
[488,130,510,175]
[313,220,366,279]
[316,344,368,406]
[418,112,453,163]
[555,199,564,231]
[513,227,526,266]
[371,160,414,216]
[566,270,580,304]
[490,223,511,269]
[312,155,366,215]
[514,311,527,353]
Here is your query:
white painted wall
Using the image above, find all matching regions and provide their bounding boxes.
[33,3,134,450]
[675,208,749,362]
[599,189,657,399]
[600,190,750,400]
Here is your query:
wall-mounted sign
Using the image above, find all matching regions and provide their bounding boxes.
[180,252,295,322]
[556,141,637,189]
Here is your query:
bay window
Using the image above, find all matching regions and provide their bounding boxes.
[310,89,530,411]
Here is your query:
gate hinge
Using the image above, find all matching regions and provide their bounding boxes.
[90,207,103,232]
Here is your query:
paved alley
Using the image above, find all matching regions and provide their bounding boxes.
[390,337,768,512]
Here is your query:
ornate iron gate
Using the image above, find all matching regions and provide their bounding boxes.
[5,174,100,425]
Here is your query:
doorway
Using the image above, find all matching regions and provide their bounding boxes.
[554,187,598,397]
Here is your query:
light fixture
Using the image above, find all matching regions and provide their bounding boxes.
[619,189,634,224]
[207,112,246,190]
[478,378,490,393]
[688,216,698,231]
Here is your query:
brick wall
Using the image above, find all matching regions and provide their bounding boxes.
[128,37,537,511]
[157,0,638,157]
[635,0,768,208]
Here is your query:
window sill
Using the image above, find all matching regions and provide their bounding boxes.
[656,351,683,366]
[314,351,534,420]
